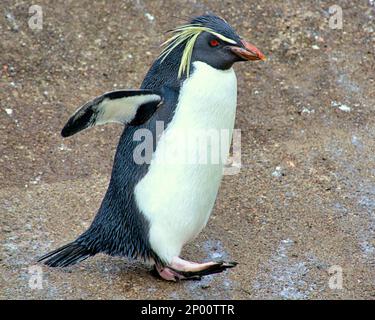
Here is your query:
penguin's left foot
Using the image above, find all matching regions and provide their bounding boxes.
[154,257,238,282]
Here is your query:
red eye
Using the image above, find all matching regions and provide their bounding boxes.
[209,39,220,47]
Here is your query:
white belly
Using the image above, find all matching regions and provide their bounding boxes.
[134,61,237,263]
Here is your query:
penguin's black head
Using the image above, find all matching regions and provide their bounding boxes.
[159,14,265,78]
[191,15,265,70]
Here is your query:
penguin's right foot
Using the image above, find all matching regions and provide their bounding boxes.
[154,266,202,281]
[153,256,238,282]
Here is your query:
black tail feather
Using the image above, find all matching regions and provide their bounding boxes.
[37,242,95,268]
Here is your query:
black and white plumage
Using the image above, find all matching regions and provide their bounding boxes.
[38,14,265,280]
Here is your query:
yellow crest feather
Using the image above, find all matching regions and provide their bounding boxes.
[159,23,236,78]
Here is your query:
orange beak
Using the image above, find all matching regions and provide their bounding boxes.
[230,39,266,61]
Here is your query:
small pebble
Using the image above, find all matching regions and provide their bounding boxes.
[331,101,351,112]
[145,13,155,21]
[301,107,315,115]
[272,166,283,178]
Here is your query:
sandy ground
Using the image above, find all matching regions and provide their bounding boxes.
[1,0,374,299]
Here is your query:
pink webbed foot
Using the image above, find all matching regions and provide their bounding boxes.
[153,256,237,282]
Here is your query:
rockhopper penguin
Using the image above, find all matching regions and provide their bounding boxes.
[38,14,265,281]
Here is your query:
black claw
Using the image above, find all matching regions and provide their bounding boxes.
[181,274,202,281]
[223,261,238,268]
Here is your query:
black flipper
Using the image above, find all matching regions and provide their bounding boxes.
[61,89,162,137]
[37,242,95,267]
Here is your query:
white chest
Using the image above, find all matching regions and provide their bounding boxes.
[134,62,237,262]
